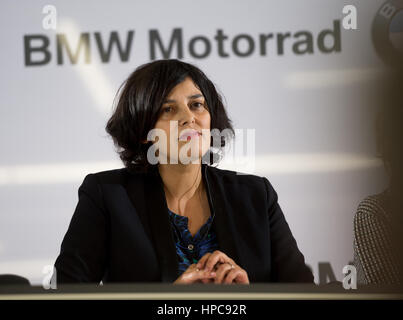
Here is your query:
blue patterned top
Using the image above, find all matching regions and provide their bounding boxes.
[167,208,220,277]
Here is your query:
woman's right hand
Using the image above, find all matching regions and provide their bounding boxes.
[173,263,216,284]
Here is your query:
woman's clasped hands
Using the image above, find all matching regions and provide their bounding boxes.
[173,250,249,284]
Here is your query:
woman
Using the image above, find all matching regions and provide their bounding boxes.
[54,59,313,284]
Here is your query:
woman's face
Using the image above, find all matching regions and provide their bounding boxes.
[152,77,211,164]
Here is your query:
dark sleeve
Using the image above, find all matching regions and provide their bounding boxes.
[262,177,314,283]
[54,174,108,283]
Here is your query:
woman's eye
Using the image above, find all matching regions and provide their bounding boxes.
[163,107,172,113]
[192,102,203,108]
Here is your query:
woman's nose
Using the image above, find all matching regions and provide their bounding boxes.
[178,106,195,126]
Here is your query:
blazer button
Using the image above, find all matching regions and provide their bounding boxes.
[188,244,194,251]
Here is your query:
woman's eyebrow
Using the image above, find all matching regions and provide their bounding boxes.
[163,94,204,104]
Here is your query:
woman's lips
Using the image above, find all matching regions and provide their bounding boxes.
[179,130,201,141]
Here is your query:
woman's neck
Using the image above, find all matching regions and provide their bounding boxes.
[158,162,203,209]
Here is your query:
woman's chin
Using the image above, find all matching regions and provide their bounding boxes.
[164,154,203,165]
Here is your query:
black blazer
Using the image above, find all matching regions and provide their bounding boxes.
[54,163,313,283]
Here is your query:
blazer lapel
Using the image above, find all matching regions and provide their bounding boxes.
[203,164,241,267]
[143,165,179,282]
[125,171,153,242]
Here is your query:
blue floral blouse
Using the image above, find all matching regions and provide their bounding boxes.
[167,208,219,277]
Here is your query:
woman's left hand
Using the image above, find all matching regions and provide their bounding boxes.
[196,250,249,284]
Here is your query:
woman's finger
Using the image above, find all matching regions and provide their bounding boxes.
[214,263,234,284]
[204,251,235,273]
[196,252,212,270]
[223,268,242,284]
[184,269,215,281]
[224,268,249,284]
[179,264,216,284]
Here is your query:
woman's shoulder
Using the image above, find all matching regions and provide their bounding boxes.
[354,190,390,222]
[207,164,265,182]
[80,167,131,186]
[206,164,275,196]
[353,190,392,242]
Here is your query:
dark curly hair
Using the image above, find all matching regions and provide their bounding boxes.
[105,59,235,173]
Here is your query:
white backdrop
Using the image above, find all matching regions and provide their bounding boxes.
[0,0,391,285]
